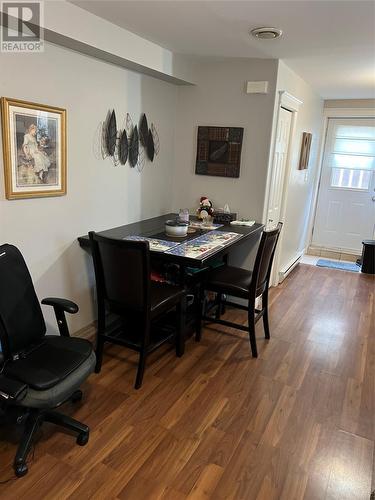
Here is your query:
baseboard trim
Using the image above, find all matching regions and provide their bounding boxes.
[279,252,303,282]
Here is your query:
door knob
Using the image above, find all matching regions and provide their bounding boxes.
[372,196,375,202]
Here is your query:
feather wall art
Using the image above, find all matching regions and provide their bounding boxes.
[105,110,117,157]
[147,129,155,162]
[139,113,149,148]
[99,110,159,170]
[129,125,139,168]
[151,123,160,156]
[118,129,128,165]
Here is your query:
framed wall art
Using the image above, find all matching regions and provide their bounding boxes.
[1,97,66,199]
[298,132,312,170]
[195,126,244,178]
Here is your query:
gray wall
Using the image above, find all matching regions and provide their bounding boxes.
[172,58,279,268]
[0,42,177,332]
[172,58,278,221]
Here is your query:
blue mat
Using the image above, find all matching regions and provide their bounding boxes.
[316,259,359,273]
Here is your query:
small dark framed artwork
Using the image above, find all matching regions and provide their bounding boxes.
[299,132,312,170]
[195,126,244,178]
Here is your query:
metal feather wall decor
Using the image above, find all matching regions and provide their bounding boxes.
[151,123,160,156]
[118,129,128,165]
[146,129,155,162]
[129,125,139,167]
[105,110,117,156]
[99,111,159,170]
[125,113,134,137]
[139,113,149,148]
[136,144,146,172]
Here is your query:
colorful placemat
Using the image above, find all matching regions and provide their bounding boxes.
[189,221,223,230]
[165,230,243,260]
[123,236,180,252]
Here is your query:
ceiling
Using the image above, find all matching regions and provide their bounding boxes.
[72,0,375,99]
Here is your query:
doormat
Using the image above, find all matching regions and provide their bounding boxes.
[316,259,360,273]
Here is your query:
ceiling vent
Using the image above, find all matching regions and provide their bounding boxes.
[250,27,283,40]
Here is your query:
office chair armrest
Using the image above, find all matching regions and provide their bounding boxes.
[0,375,28,402]
[41,297,79,337]
[41,297,79,314]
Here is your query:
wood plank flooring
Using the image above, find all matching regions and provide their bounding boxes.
[0,264,374,499]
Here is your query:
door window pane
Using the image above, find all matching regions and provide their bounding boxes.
[335,124,375,140]
[330,168,371,189]
[334,138,375,156]
[331,154,374,170]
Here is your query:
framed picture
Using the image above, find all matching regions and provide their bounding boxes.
[298,132,312,170]
[195,126,244,178]
[1,97,66,199]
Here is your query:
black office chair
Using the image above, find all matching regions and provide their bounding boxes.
[0,244,96,477]
[89,232,186,389]
[197,223,282,357]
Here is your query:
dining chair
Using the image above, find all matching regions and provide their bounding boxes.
[89,232,186,389]
[197,223,282,357]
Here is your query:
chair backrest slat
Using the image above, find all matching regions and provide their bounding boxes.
[0,244,46,357]
[251,223,282,296]
[89,233,151,314]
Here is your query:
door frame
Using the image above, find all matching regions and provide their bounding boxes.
[306,107,375,252]
[263,90,303,286]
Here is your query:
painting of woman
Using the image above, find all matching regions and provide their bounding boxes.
[22,124,51,182]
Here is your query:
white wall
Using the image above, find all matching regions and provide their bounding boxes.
[0,42,177,333]
[275,61,324,270]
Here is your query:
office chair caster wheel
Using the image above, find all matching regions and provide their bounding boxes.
[15,463,28,477]
[76,430,89,446]
[71,390,83,403]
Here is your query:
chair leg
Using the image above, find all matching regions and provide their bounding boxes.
[215,293,222,320]
[221,294,226,315]
[14,409,42,477]
[195,286,204,342]
[95,336,104,373]
[135,350,147,390]
[176,297,186,357]
[45,410,88,432]
[247,303,258,358]
[262,291,270,340]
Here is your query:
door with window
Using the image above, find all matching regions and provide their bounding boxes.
[312,118,375,253]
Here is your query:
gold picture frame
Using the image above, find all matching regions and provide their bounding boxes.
[1,97,66,199]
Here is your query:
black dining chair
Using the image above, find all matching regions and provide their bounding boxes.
[197,223,282,357]
[89,232,187,389]
[0,244,96,477]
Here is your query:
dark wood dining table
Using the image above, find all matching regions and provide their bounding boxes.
[78,213,264,273]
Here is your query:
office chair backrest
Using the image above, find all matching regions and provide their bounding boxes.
[251,222,282,297]
[89,233,151,314]
[0,244,46,357]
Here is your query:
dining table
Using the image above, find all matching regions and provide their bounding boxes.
[78,213,264,338]
[77,213,264,279]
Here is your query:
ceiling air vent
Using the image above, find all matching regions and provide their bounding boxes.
[250,27,283,40]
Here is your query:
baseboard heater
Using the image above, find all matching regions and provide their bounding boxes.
[278,252,303,282]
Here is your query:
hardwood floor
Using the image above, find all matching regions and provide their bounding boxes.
[0,264,374,499]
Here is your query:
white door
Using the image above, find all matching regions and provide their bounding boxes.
[267,107,292,228]
[313,118,375,253]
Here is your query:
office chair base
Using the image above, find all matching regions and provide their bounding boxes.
[13,407,89,477]
[15,463,28,478]
[71,390,83,403]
